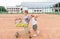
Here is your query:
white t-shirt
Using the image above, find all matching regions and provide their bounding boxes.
[22,14,31,24]
[32,17,37,25]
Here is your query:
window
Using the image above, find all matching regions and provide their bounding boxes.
[16,8,18,9]
[21,8,22,10]
[55,9,58,12]
[52,9,53,11]
[40,10,41,12]
[55,4,58,7]
[37,10,39,12]
[34,10,36,12]
[59,9,60,11]
[59,3,60,7]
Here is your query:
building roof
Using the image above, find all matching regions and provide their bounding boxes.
[21,2,57,9]
[6,6,22,8]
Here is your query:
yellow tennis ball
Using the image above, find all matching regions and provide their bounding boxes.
[23,23,28,27]
[16,23,24,27]
[16,23,28,27]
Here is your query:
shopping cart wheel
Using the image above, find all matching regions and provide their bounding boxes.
[28,31,32,39]
[15,32,19,38]
[29,36,32,39]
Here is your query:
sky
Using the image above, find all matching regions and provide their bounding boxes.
[0,0,60,6]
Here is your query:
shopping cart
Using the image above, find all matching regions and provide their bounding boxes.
[15,23,32,39]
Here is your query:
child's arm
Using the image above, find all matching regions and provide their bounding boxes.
[35,15,38,18]
[35,15,38,21]
[30,15,34,19]
[35,18,37,21]
[15,19,17,24]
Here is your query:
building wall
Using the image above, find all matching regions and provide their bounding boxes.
[6,6,22,13]
[28,9,33,13]
[28,8,53,13]
[6,6,54,13]
[43,8,53,12]
[28,9,43,13]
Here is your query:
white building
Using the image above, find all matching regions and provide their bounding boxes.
[21,2,57,13]
[6,2,60,13]
[6,6,22,13]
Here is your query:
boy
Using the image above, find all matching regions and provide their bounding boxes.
[22,10,32,38]
[31,15,39,36]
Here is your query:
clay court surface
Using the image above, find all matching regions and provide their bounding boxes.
[0,14,60,39]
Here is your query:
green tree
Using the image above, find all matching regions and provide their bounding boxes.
[0,6,8,13]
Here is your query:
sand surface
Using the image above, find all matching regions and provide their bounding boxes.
[0,14,60,39]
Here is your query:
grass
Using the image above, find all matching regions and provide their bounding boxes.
[0,12,60,15]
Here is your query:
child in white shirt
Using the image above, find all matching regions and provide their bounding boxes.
[31,15,39,36]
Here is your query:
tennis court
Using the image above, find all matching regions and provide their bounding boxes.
[0,14,60,39]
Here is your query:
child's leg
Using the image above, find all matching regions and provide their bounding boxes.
[33,24,38,36]
[33,24,39,35]
[24,27,32,39]
[33,24,37,33]
[36,30,40,35]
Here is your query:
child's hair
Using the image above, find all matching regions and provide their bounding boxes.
[24,10,28,14]
[31,15,35,17]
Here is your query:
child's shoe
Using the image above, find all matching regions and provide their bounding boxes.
[33,34,37,37]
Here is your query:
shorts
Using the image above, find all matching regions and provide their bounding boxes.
[33,24,37,31]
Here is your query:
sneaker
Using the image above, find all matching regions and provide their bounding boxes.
[33,34,37,37]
